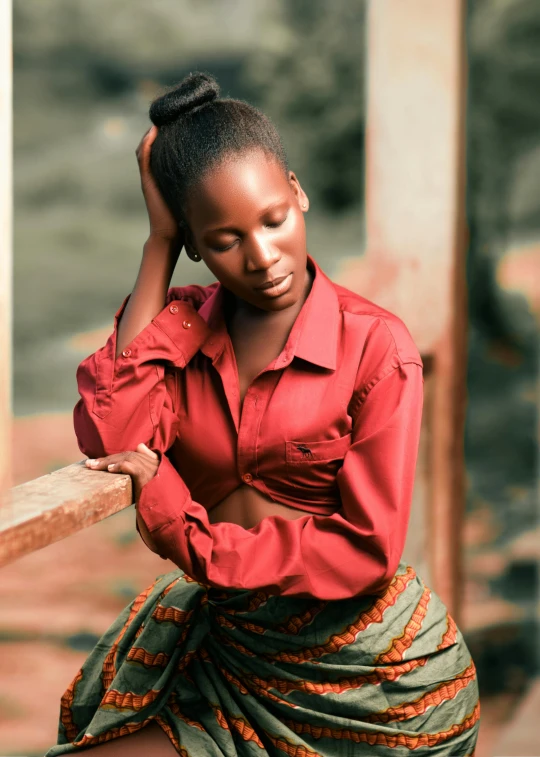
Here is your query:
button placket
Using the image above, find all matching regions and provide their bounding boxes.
[237,368,279,487]
[237,389,260,485]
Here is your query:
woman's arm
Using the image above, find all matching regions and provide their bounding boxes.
[73,126,212,459]
[115,236,180,359]
[136,360,424,599]
[74,284,212,460]
[115,126,183,357]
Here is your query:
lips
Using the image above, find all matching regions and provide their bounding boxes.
[255,274,289,290]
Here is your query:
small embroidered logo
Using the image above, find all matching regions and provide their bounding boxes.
[296,444,314,459]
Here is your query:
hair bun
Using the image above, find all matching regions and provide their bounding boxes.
[149,72,220,126]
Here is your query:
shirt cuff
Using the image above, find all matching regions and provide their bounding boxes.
[137,451,191,533]
[113,293,213,369]
[135,511,169,560]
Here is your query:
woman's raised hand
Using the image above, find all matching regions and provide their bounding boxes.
[136,125,183,245]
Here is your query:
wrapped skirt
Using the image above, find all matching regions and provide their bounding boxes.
[45,561,480,756]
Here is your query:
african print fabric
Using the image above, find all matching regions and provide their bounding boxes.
[45,561,480,756]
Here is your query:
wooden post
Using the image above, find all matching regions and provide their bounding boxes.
[367,0,468,623]
[0,0,12,497]
[335,0,468,622]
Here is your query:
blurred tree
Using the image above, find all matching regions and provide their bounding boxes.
[242,0,366,214]
[464,1,539,549]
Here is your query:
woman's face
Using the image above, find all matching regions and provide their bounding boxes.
[184,149,310,312]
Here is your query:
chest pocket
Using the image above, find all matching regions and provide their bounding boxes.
[285,433,352,464]
[284,433,352,502]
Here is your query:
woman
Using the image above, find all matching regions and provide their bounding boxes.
[45,72,480,756]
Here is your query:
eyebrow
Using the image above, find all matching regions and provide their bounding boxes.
[202,200,288,234]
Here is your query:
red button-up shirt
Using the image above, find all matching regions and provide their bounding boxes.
[74,253,424,599]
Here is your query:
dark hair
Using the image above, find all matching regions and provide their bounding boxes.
[148,71,289,228]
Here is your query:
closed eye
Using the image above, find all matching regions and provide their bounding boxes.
[265,213,288,229]
[211,240,238,252]
[210,211,289,250]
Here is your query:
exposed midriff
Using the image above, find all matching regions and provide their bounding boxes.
[207,483,320,530]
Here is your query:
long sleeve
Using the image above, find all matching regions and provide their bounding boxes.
[73,290,212,459]
[137,360,424,599]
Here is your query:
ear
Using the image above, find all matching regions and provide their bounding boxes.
[184,227,201,261]
[288,170,309,213]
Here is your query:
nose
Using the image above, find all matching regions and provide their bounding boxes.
[244,231,281,272]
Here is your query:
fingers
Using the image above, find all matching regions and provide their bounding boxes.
[84,449,151,470]
[110,457,158,478]
[145,125,158,147]
[135,125,158,168]
[85,448,160,506]
[137,442,159,460]
[106,459,139,474]
[136,125,156,150]
[85,454,129,470]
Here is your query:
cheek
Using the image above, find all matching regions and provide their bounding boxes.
[284,210,306,247]
[203,257,242,290]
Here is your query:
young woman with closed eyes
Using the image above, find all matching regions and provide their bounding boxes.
[46,72,480,757]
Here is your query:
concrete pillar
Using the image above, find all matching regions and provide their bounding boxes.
[364,0,468,621]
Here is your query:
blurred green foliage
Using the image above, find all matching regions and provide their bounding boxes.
[467,0,540,351]
[242,0,365,212]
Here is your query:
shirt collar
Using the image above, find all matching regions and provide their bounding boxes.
[198,252,339,371]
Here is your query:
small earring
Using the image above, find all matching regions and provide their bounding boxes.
[191,252,201,261]
[302,203,307,209]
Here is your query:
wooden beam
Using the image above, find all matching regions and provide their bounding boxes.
[0,0,12,496]
[0,462,134,567]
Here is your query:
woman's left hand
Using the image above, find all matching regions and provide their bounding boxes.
[85,442,159,505]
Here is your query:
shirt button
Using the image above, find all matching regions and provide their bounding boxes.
[122,348,131,358]
[242,473,253,483]
[169,304,179,314]
[182,320,191,329]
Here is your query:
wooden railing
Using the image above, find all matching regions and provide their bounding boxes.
[0,464,134,568]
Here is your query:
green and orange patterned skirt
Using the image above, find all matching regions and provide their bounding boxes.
[45,561,480,756]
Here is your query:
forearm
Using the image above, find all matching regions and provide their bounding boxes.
[136,454,395,598]
[115,236,181,358]
[74,265,212,459]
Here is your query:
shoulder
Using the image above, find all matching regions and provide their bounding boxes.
[332,280,423,368]
[165,281,219,310]
[329,280,423,413]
